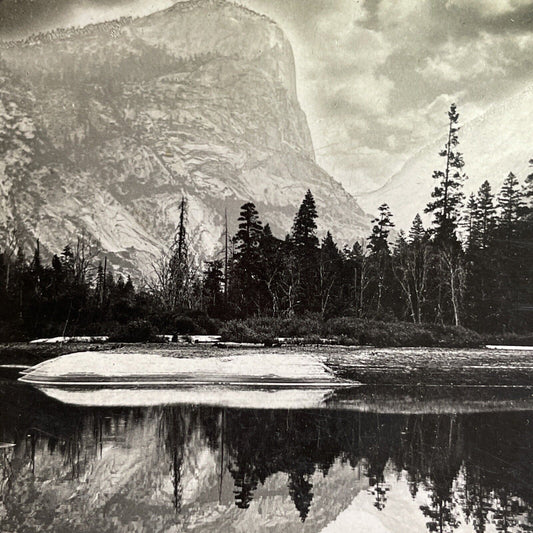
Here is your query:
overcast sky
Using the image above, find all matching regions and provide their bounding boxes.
[2,0,533,193]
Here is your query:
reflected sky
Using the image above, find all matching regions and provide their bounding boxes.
[1,382,532,532]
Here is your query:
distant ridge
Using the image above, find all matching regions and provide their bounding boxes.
[0,0,276,48]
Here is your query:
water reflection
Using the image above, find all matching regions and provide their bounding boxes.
[0,382,532,532]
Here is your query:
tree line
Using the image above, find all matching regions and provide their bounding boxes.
[0,104,531,340]
[205,106,531,333]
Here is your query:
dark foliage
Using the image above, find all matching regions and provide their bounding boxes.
[0,106,531,341]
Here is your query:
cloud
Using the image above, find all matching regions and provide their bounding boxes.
[298,16,394,117]
[417,31,533,82]
[252,0,533,194]
[377,0,425,26]
[446,0,533,16]
[328,72,394,115]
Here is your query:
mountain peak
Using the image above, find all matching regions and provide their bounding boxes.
[0,1,369,275]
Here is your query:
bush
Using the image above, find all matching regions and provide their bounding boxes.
[109,319,158,343]
[199,314,487,348]
[173,316,198,334]
[219,321,258,343]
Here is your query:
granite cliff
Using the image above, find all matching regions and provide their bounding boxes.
[0,0,369,275]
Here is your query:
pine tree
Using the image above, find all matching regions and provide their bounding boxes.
[475,180,496,249]
[167,197,190,310]
[259,224,285,317]
[232,202,264,315]
[425,103,467,243]
[319,231,342,317]
[291,189,319,250]
[235,202,263,258]
[368,204,394,254]
[202,260,224,317]
[291,190,320,312]
[462,182,498,329]
[367,204,395,315]
[176,197,187,265]
[31,239,42,276]
[408,214,426,243]
[524,159,533,219]
[498,172,523,241]
[462,193,479,251]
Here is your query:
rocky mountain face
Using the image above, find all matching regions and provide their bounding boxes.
[0,0,369,276]
[359,87,533,231]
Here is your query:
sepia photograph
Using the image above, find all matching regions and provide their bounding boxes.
[0,0,532,531]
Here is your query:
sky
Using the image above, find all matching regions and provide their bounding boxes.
[1,0,533,194]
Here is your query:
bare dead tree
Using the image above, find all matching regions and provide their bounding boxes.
[392,241,430,324]
[151,197,201,312]
[72,231,101,285]
[1,227,19,291]
[439,244,466,327]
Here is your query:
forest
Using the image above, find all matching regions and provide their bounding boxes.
[0,104,531,343]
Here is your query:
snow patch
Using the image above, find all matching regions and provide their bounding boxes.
[19,351,343,385]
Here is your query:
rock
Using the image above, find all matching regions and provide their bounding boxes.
[0,0,370,276]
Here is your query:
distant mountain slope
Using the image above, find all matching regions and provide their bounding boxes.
[0,0,370,276]
[359,87,533,230]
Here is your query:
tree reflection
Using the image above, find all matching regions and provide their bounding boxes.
[1,384,533,532]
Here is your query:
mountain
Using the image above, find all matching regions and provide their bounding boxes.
[359,87,533,231]
[0,0,369,276]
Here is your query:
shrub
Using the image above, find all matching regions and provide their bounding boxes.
[219,321,258,343]
[173,316,198,334]
[109,319,158,343]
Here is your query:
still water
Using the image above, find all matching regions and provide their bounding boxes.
[1,380,532,532]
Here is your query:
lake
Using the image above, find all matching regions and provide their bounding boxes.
[1,348,533,532]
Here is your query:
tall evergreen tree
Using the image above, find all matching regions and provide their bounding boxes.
[523,159,533,219]
[462,193,479,251]
[368,204,395,254]
[498,172,523,241]
[367,204,395,315]
[232,202,264,315]
[475,180,496,249]
[202,260,224,317]
[291,190,319,250]
[166,197,192,310]
[259,224,285,317]
[291,190,320,312]
[408,214,426,243]
[235,202,263,257]
[318,232,342,317]
[425,103,467,243]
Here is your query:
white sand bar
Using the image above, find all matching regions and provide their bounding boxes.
[19,351,353,387]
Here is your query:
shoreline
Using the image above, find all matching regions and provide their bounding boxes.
[2,342,533,387]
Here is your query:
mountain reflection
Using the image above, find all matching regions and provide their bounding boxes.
[1,383,532,532]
